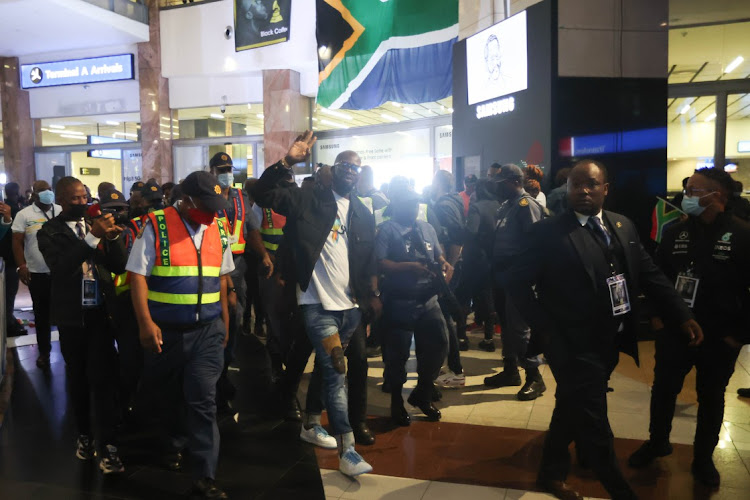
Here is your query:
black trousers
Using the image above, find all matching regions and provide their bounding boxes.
[540,350,636,500]
[650,331,740,459]
[112,292,143,410]
[383,297,448,402]
[58,308,118,452]
[29,272,53,357]
[5,264,19,325]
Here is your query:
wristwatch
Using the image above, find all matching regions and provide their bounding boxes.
[371,289,381,298]
[229,287,237,294]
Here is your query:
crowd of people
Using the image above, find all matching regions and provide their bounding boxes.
[3,130,750,500]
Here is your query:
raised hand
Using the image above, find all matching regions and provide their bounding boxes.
[284,130,317,165]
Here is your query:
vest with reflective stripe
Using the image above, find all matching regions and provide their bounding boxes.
[113,216,147,295]
[259,208,286,253]
[358,196,374,214]
[217,188,247,255]
[146,207,228,325]
[375,203,429,227]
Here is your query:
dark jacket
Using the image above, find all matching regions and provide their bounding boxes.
[465,198,500,263]
[656,212,750,344]
[504,209,693,366]
[37,216,128,327]
[432,193,465,247]
[545,185,568,216]
[252,161,377,315]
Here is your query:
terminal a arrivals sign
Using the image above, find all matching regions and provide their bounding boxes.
[20,54,135,89]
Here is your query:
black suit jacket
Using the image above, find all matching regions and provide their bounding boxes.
[37,216,128,327]
[504,209,692,366]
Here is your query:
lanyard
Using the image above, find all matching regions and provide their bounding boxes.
[41,205,55,221]
[584,220,618,276]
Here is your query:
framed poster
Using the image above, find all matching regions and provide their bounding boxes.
[235,0,292,51]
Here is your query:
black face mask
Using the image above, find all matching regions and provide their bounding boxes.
[130,207,147,219]
[151,201,165,211]
[64,203,88,220]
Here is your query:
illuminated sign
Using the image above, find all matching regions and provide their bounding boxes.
[739,141,750,153]
[80,168,101,176]
[87,135,133,161]
[476,96,516,119]
[559,128,667,157]
[20,54,135,89]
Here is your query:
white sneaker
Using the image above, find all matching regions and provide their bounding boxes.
[435,370,466,388]
[339,448,373,477]
[300,424,337,449]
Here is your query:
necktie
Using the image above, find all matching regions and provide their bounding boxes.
[587,216,611,247]
[75,221,85,240]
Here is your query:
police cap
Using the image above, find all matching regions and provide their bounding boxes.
[182,171,229,212]
[494,163,524,182]
[209,152,233,169]
[99,189,129,209]
[141,179,163,202]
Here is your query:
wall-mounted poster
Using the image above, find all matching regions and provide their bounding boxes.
[234,0,292,51]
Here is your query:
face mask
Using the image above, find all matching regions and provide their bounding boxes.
[187,196,215,226]
[67,203,88,220]
[681,192,715,216]
[38,190,55,205]
[217,173,234,189]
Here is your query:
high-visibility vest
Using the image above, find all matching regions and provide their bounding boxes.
[113,216,147,295]
[217,188,247,255]
[358,196,374,214]
[259,208,286,253]
[146,207,229,326]
[375,203,428,227]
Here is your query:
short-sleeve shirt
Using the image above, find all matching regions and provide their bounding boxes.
[126,218,235,277]
[11,203,62,273]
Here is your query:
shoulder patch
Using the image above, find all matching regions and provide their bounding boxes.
[136,224,146,239]
[616,221,623,228]
[519,198,529,207]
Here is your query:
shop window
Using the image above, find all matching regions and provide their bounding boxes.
[175,105,264,139]
[726,93,750,193]
[38,115,141,147]
[667,97,716,192]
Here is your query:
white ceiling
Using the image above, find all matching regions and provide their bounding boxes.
[0,0,149,57]
[669,0,750,26]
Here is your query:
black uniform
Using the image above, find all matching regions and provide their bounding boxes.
[493,192,544,369]
[649,213,750,460]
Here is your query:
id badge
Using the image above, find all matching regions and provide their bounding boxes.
[228,233,239,245]
[675,272,699,308]
[82,278,98,307]
[607,274,631,316]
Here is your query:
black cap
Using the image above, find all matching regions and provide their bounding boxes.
[141,180,163,202]
[494,163,524,182]
[100,189,128,209]
[464,174,478,185]
[181,171,229,212]
[130,181,145,194]
[209,152,233,169]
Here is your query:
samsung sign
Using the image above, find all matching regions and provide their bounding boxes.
[20,54,135,89]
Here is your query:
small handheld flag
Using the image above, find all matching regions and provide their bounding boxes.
[651,197,684,243]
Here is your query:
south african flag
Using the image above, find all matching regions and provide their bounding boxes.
[650,197,684,243]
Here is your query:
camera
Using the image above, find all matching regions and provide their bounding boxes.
[224,26,233,40]
[220,105,226,114]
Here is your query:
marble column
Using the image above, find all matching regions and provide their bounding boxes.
[0,57,35,189]
[262,70,310,169]
[137,0,173,183]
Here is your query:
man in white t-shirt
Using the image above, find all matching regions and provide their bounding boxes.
[12,180,62,368]
[253,131,381,478]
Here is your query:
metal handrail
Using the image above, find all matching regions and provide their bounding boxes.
[82,0,149,24]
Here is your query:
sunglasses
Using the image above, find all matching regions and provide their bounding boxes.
[334,162,361,174]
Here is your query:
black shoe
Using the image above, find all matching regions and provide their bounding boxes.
[407,393,441,421]
[162,451,183,472]
[458,338,470,351]
[366,345,382,358]
[391,397,411,427]
[628,440,673,468]
[431,386,442,402]
[36,355,51,370]
[478,339,495,352]
[536,479,584,500]
[330,346,346,374]
[484,370,521,388]
[692,458,720,487]
[353,421,376,445]
[254,322,266,338]
[738,388,750,398]
[193,478,228,499]
[517,377,546,401]
[284,396,302,422]
[381,380,392,394]
[7,324,27,337]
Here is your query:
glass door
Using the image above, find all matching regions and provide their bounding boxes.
[35,151,70,190]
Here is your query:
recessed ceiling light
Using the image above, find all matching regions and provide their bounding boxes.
[60,134,84,140]
[321,119,349,129]
[256,113,264,119]
[321,108,353,120]
[49,124,65,130]
[380,113,399,122]
[106,120,120,126]
[725,55,744,73]
[210,113,225,120]
[705,112,716,122]
[679,104,691,115]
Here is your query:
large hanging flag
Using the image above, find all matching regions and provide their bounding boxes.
[316,0,458,109]
[650,197,684,243]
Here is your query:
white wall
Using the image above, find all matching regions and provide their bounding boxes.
[668,119,750,159]
[19,44,141,119]
[160,0,318,109]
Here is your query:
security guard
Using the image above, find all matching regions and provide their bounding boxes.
[258,204,288,376]
[485,163,546,400]
[629,167,750,487]
[208,152,271,410]
[127,171,233,499]
[376,188,450,425]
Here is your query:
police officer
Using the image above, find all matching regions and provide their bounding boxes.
[629,167,750,487]
[484,163,546,401]
[376,188,450,425]
[127,171,233,499]
[208,152,272,411]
